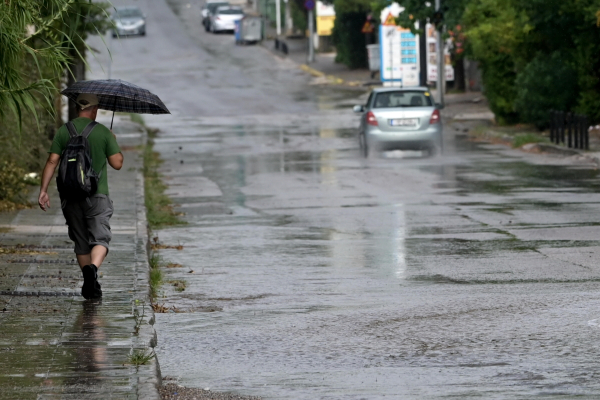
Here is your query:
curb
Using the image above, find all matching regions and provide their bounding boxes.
[529,143,600,166]
[299,64,361,86]
[260,39,369,89]
[132,123,162,400]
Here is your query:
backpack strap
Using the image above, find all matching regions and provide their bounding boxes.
[81,121,99,139]
[65,122,78,139]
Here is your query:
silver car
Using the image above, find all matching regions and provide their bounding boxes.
[202,0,229,31]
[209,6,244,33]
[353,87,443,157]
[112,7,146,37]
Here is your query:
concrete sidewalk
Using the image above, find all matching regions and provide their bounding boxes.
[0,114,160,399]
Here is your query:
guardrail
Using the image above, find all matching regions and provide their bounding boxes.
[549,111,589,150]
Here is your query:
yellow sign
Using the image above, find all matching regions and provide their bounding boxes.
[382,13,396,26]
[317,15,335,36]
[361,21,375,33]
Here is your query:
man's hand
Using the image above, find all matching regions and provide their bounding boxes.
[39,191,50,211]
[39,153,60,211]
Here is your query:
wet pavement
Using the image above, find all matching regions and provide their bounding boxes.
[89,0,600,398]
[0,117,159,399]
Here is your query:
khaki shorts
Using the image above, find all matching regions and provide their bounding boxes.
[61,194,114,255]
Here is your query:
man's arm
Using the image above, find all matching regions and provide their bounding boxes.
[38,153,60,211]
[108,152,123,170]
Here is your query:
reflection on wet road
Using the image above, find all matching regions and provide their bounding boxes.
[150,119,600,399]
[89,0,600,397]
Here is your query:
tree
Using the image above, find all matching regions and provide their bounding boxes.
[330,0,372,68]
[0,0,110,129]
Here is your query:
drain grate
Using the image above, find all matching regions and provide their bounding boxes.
[0,290,78,297]
[6,259,77,264]
[15,274,80,280]
[0,245,72,250]
[0,234,67,238]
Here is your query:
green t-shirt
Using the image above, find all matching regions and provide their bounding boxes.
[49,117,121,195]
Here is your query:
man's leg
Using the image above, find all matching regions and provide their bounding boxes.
[91,245,108,268]
[76,245,107,269]
[77,254,92,268]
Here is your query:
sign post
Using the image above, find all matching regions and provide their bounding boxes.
[435,0,444,106]
[305,0,315,63]
[276,0,281,36]
[379,12,420,87]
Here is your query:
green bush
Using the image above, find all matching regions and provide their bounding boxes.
[514,52,578,129]
[331,12,368,69]
[0,162,27,201]
[480,54,519,125]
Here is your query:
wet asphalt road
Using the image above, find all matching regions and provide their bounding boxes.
[89,1,600,398]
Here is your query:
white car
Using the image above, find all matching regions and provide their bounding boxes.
[209,6,244,33]
[112,7,146,37]
[202,0,229,30]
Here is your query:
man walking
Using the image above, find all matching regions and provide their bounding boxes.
[38,93,123,299]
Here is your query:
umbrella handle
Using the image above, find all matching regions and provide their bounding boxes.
[110,95,117,130]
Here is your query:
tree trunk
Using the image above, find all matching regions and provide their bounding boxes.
[67,49,86,121]
[453,55,466,92]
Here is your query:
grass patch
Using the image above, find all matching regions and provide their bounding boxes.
[143,138,186,229]
[167,279,187,292]
[128,349,155,366]
[149,253,163,301]
[129,113,145,126]
[512,133,548,148]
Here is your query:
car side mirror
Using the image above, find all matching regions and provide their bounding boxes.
[435,103,444,110]
[353,105,365,113]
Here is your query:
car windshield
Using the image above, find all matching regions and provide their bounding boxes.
[116,8,143,18]
[372,91,433,108]
[208,3,229,12]
[218,8,243,14]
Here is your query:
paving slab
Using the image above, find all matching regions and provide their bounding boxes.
[0,115,160,400]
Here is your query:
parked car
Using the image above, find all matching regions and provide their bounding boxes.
[112,6,146,37]
[353,87,443,157]
[202,1,230,32]
[209,6,244,33]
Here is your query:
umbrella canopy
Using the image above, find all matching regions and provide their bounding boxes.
[61,79,170,115]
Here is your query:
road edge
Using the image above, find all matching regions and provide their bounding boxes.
[133,123,162,400]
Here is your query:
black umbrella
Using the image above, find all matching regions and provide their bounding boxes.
[61,79,170,129]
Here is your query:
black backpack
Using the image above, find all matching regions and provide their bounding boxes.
[56,121,102,201]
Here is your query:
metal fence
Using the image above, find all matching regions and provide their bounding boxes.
[549,110,589,150]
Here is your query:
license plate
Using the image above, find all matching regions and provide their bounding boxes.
[389,118,419,127]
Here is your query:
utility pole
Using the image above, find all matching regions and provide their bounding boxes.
[418,20,427,87]
[276,0,281,36]
[284,0,293,36]
[435,0,444,106]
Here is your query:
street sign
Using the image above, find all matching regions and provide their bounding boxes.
[380,24,420,86]
[382,13,396,26]
[304,0,315,11]
[361,21,374,33]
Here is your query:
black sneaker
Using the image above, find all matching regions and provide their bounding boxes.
[81,264,102,299]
